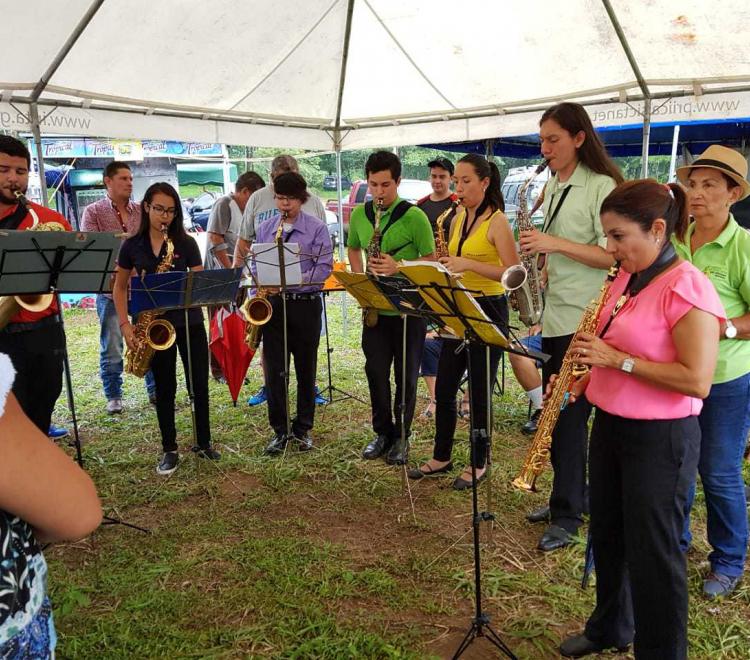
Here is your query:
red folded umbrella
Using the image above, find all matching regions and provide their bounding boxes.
[209,307,253,405]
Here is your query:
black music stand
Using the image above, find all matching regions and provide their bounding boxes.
[0,229,120,467]
[130,268,243,450]
[400,262,547,660]
[0,230,153,534]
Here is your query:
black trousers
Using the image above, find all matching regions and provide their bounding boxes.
[150,322,211,452]
[434,296,508,468]
[584,409,698,660]
[262,296,322,437]
[542,333,592,533]
[0,321,64,433]
[362,314,426,439]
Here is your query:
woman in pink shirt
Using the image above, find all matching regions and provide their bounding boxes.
[557,181,724,659]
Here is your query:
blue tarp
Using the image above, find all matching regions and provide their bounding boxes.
[422,118,750,158]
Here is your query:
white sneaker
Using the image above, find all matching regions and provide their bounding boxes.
[106,398,123,414]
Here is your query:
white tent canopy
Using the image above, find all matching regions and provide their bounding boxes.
[2,0,750,151]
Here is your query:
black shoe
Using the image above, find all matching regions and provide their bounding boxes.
[452,470,487,491]
[362,434,392,460]
[192,445,221,460]
[148,393,157,406]
[521,408,542,435]
[560,633,629,658]
[156,451,179,475]
[385,434,409,465]
[407,461,453,480]
[526,505,550,524]
[265,433,289,456]
[295,432,313,452]
[538,524,574,552]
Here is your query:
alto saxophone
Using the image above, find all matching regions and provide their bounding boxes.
[241,212,285,350]
[362,197,385,328]
[434,200,458,258]
[125,225,177,378]
[512,263,619,492]
[502,161,547,327]
[0,190,65,329]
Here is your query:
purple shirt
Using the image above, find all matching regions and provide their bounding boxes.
[251,210,333,293]
[81,196,140,235]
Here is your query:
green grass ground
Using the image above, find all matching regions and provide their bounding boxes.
[48,299,750,659]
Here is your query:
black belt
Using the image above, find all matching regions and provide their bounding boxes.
[0,314,61,334]
[278,292,321,301]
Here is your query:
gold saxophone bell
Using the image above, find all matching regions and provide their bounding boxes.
[144,318,176,351]
[241,295,273,326]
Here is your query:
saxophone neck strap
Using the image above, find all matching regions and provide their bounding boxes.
[599,243,678,338]
[0,202,30,230]
[364,200,412,249]
[541,185,572,234]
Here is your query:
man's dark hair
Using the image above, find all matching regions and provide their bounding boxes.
[0,135,31,167]
[273,171,310,203]
[104,161,131,180]
[235,171,265,194]
[365,151,401,181]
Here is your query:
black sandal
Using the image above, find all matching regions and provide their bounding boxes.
[407,461,453,480]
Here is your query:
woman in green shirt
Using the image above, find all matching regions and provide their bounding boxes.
[674,145,750,599]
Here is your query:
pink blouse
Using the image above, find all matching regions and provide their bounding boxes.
[586,261,725,420]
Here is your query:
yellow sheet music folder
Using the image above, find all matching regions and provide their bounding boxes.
[332,271,399,313]
[398,261,510,348]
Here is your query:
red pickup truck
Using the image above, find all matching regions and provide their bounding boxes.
[325,179,370,231]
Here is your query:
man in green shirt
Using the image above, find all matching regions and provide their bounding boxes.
[347,151,435,465]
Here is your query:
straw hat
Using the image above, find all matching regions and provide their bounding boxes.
[677,145,750,200]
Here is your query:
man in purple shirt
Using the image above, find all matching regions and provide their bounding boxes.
[81,161,156,413]
[251,172,332,455]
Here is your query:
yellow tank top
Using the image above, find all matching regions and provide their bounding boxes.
[447,208,504,296]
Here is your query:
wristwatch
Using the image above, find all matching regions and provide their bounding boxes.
[620,356,635,374]
[725,318,738,339]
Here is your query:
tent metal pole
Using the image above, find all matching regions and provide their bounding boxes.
[221,144,233,195]
[641,97,651,178]
[668,124,681,182]
[30,0,105,102]
[335,142,348,334]
[29,103,49,207]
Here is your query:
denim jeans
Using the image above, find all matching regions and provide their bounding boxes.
[96,295,155,400]
[682,372,750,578]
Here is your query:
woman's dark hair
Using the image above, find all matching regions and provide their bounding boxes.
[457,153,504,215]
[541,102,624,184]
[365,150,401,181]
[273,171,310,203]
[600,179,689,242]
[138,182,188,241]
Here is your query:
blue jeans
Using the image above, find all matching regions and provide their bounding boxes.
[682,372,750,578]
[96,295,155,400]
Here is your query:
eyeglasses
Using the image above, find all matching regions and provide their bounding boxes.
[274,195,298,203]
[149,204,176,217]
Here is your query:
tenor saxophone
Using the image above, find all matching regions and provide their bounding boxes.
[0,190,65,329]
[512,263,619,492]
[241,212,286,350]
[503,162,547,327]
[124,225,177,378]
[362,197,384,328]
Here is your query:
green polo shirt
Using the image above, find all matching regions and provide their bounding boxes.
[673,214,750,384]
[348,197,435,316]
[542,163,617,337]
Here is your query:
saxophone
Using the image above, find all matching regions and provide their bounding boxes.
[241,212,285,350]
[362,197,384,328]
[512,263,619,492]
[124,225,177,378]
[434,200,458,258]
[0,190,66,329]
[502,162,547,327]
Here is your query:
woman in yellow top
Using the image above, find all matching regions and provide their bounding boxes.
[408,154,520,489]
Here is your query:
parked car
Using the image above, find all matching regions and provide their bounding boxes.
[323,174,352,191]
[187,191,220,231]
[325,209,344,249]
[501,166,549,236]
